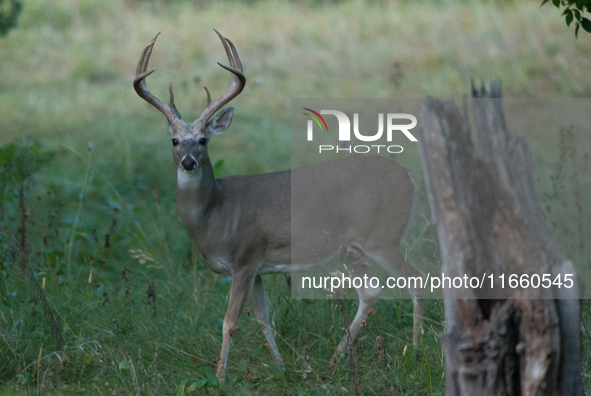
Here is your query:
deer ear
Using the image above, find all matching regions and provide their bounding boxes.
[206,107,234,136]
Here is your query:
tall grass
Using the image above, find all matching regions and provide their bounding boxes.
[0,0,590,394]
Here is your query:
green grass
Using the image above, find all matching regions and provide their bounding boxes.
[0,0,590,394]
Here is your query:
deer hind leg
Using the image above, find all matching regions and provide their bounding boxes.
[249,274,284,367]
[330,247,379,365]
[368,248,425,344]
[216,267,256,382]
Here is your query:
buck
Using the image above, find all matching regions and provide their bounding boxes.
[134,30,425,381]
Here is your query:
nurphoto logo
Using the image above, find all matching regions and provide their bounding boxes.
[302,108,418,154]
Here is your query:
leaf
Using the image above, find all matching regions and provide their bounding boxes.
[175,379,188,396]
[566,9,574,26]
[206,373,219,388]
[541,0,550,5]
[552,0,560,7]
[573,9,581,21]
[581,17,591,32]
[194,379,208,389]
[118,360,128,370]
[575,22,580,37]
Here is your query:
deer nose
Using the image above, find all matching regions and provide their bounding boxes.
[181,155,197,171]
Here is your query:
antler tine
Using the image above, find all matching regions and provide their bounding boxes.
[204,87,212,106]
[197,30,246,124]
[214,29,235,69]
[136,32,158,77]
[133,32,179,125]
[225,38,242,71]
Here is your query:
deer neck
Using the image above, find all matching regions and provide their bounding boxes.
[175,159,221,227]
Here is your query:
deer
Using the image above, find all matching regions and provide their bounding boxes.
[133,30,425,382]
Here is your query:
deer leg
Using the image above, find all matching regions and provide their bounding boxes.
[330,249,379,365]
[411,271,425,344]
[369,248,425,344]
[216,267,255,382]
[330,295,377,365]
[249,274,284,367]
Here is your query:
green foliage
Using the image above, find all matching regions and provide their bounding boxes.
[541,126,572,216]
[542,0,591,37]
[0,142,443,394]
[0,0,20,37]
[0,0,21,37]
[0,139,54,224]
[0,141,443,394]
[175,372,218,395]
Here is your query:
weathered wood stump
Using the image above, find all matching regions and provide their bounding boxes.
[418,81,583,396]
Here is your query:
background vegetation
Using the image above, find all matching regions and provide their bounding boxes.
[0,0,590,394]
[543,0,591,36]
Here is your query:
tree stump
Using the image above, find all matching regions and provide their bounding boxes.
[417,81,583,396]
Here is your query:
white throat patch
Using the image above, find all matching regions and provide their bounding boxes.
[176,167,201,189]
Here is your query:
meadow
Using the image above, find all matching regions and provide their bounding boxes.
[1,0,590,394]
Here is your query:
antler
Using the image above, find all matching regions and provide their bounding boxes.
[134,32,180,125]
[196,29,246,125]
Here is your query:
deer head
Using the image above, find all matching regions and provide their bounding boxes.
[133,30,245,171]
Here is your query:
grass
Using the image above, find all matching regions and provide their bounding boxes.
[0,0,590,394]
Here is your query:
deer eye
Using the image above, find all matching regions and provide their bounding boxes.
[172,138,179,146]
[199,138,207,146]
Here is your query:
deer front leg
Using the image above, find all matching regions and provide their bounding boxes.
[216,267,256,382]
[249,275,284,367]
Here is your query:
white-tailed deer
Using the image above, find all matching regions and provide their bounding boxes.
[134,31,424,381]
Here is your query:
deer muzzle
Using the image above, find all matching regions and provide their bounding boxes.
[181,155,197,171]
